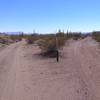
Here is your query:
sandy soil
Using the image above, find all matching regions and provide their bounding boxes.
[0,37,100,100]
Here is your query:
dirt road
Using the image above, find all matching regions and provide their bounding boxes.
[0,37,100,100]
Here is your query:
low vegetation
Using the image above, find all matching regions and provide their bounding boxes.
[92,31,100,42]
[0,31,90,57]
[26,31,85,57]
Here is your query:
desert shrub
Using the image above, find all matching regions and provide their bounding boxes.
[65,32,82,40]
[10,34,22,42]
[0,38,7,44]
[26,34,39,44]
[43,44,57,57]
[92,31,100,42]
[27,37,34,44]
[37,31,66,57]
[26,31,86,57]
[56,31,66,47]
[39,41,58,57]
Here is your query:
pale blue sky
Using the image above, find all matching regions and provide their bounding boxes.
[0,0,100,33]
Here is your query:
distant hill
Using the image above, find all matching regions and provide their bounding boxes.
[6,32,23,34]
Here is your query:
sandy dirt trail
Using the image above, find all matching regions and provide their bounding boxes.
[0,42,23,100]
[0,37,100,100]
